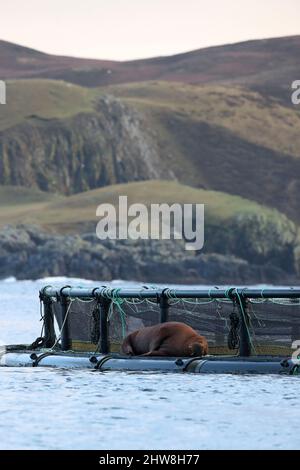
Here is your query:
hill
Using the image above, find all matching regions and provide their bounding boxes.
[1,36,300,100]
[1,80,300,224]
[0,180,287,230]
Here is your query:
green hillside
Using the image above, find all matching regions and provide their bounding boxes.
[0,80,94,131]
[0,180,292,229]
[104,81,300,160]
[2,79,300,159]
[1,79,299,225]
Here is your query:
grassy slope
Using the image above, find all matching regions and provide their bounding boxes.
[0,80,94,131]
[0,185,60,205]
[102,81,300,160]
[0,180,292,234]
[99,82,300,226]
[2,79,300,158]
[0,186,62,228]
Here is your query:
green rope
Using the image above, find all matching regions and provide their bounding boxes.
[164,288,215,305]
[164,288,177,300]
[224,287,235,300]
[260,288,268,299]
[106,288,127,339]
[75,297,95,303]
[249,299,267,304]
[250,298,300,306]
[146,298,159,305]
[182,298,215,305]
[125,298,145,305]
[270,298,300,306]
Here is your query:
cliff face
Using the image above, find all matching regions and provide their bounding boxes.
[0,96,172,194]
[2,81,300,225]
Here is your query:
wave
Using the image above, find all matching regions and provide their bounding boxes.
[2,276,17,283]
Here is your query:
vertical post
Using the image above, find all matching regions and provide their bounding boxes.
[160,294,169,323]
[43,298,56,348]
[291,298,300,343]
[238,296,252,357]
[291,325,300,343]
[99,298,111,354]
[60,295,71,351]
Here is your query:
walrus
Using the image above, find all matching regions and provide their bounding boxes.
[121,321,208,357]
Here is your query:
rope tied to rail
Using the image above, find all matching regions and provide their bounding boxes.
[104,288,127,339]
[28,336,47,350]
[164,288,177,300]
[28,299,47,350]
[163,288,181,306]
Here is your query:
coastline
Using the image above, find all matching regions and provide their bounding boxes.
[0,224,297,284]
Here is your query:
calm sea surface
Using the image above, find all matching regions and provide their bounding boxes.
[0,278,299,450]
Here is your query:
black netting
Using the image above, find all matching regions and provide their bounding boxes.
[248,298,300,355]
[49,296,300,356]
[51,298,99,350]
[50,297,235,354]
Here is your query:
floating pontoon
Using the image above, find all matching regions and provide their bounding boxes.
[1,285,300,375]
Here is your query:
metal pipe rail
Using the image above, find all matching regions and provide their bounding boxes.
[40,285,300,300]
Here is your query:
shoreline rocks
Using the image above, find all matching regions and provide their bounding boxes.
[0,225,297,284]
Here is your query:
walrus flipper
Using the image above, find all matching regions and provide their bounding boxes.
[140,331,170,356]
[140,349,169,357]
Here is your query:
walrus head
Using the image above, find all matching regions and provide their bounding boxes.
[187,336,208,357]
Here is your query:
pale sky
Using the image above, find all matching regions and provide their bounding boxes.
[1,0,300,61]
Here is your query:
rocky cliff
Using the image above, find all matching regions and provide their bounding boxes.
[0,96,173,193]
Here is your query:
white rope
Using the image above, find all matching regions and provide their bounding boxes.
[49,299,74,350]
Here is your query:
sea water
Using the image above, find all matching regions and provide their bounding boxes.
[0,278,299,450]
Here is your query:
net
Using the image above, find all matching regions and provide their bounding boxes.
[248,298,300,356]
[49,294,300,356]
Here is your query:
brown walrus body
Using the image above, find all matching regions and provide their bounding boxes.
[121,321,208,357]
